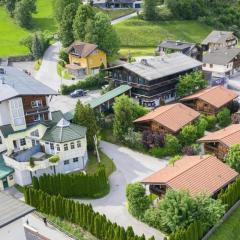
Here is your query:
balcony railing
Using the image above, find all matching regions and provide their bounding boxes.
[24,106,49,116]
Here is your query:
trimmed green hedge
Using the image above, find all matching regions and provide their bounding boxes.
[32,165,109,198]
[24,188,154,240]
[218,177,240,210]
[60,74,106,95]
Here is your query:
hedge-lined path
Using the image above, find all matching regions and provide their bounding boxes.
[77,141,167,240]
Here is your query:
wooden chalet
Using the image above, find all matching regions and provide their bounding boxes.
[180,86,238,115]
[141,155,238,198]
[198,124,240,160]
[134,103,200,135]
[106,53,202,107]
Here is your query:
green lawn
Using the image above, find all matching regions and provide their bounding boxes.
[209,207,240,240]
[87,150,116,177]
[0,0,56,57]
[114,17,213,57]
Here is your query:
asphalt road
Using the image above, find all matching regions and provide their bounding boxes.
[77,141,167,240]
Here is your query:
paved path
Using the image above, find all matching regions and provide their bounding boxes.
[111,12,137,25]
[23,213,73,240]
[77,141,167,240]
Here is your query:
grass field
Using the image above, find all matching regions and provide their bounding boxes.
[0,0,56,57]
[209,207,240,240]
[114,17,213,57]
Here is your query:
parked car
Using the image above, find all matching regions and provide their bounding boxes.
[70,89,88,98]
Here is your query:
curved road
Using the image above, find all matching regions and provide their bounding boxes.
[78,141,167,240]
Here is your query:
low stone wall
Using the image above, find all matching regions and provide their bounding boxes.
[202,199,240,240]
[0,55,33,64]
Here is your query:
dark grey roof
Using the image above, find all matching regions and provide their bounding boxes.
[42,119,87,143]
[203,48,240,65]
[202,30,235,45]
[159,40,196,51]
[51,110,65,123]
[109,53,202,81]
[0,192,35,228]
[0,67,57,102]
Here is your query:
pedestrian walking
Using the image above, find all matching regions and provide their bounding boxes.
[43,217,47,226]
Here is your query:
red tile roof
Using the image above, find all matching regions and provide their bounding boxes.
[66,41,98,57]
[142,155,238,196]
[134,103,200,133]
[198,124,240,147]
[181,86,238,108]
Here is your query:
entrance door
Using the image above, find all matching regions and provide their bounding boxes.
[2,178,8,189]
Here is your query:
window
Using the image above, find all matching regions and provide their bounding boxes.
[31,100,42,108]
[50,143,54,150]
[32,139,36,146]
[20,138,26,146]
[34,114,41,122]
[73,157,78,162]
[210,64,213,68]
[70,142,75,149]
[64,160,69,165]
[30,129,39,137]
[64,144,68,151]
[56,144,60,151]
[77,141,81,148]
[9,175,13,180]
[0,136,2,144]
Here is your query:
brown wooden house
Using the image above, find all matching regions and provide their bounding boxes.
[198,124,240,160]
[141,155,238,197]
[134,103,200,135]
[180,86,238,115]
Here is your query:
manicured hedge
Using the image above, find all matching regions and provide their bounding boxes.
[169,221,205,240]
[32,165,109,198]
[218,177,240,210]
[24,188,154,240]
[61,74,106,95]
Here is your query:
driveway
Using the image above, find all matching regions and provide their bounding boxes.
[111,12,137,25]
[78,141,167,240]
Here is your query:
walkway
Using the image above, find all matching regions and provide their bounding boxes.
[77,141,167,240]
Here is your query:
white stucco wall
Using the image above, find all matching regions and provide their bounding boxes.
[0,218,26,240]
[203,62,234,77]
[0,101,11,126]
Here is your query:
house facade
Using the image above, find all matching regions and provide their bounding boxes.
[106,53,202,107]
[156,40,202,61]
[198,124,240,160]
[180,86,238,115]
[66,41,107,76]
[202,30,238,51]
[0,67,88,187]
[202,48,240,78]
[134,103,200,135]
[82,0,142,8]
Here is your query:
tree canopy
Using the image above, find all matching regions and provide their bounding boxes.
[176,71,207,98]
[113,95,148,140]
[225,144,240,173]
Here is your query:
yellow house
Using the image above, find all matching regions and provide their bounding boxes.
[66,41,107,76]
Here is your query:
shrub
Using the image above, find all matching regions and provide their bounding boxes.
[165,134,181,156]
[182,144,200,156]
[126,183,151,220]
[149,147,168,158]
[203,115,217,131]
[123,128,143,151]
[231,113,240,124]
[168,155,181,166]
[228,100,239,114]
[196,117,208,138]
[142,130,165,148]
[29,157,35,168]
[48,155,60,163]
[59,49,69,63]
[179,124,198,146]
[224,144,240,173]
[217,108,231,128]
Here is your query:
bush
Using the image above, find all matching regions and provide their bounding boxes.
[126,183,151,220]
[224,144,240,173]
[217,108,231,128]
[61,73,106,95]
[231,113,240,124]
[203,115,217,131]
[196,117,208,138]
[123,128,144,151]
[32,165,108,198]
[149,147,168,158]
[48,155,60,163]
[165,134,181,156]
[182,144,200,156]
[179,124,198,146]
[59,49,69,63]
[142,130,165,149]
